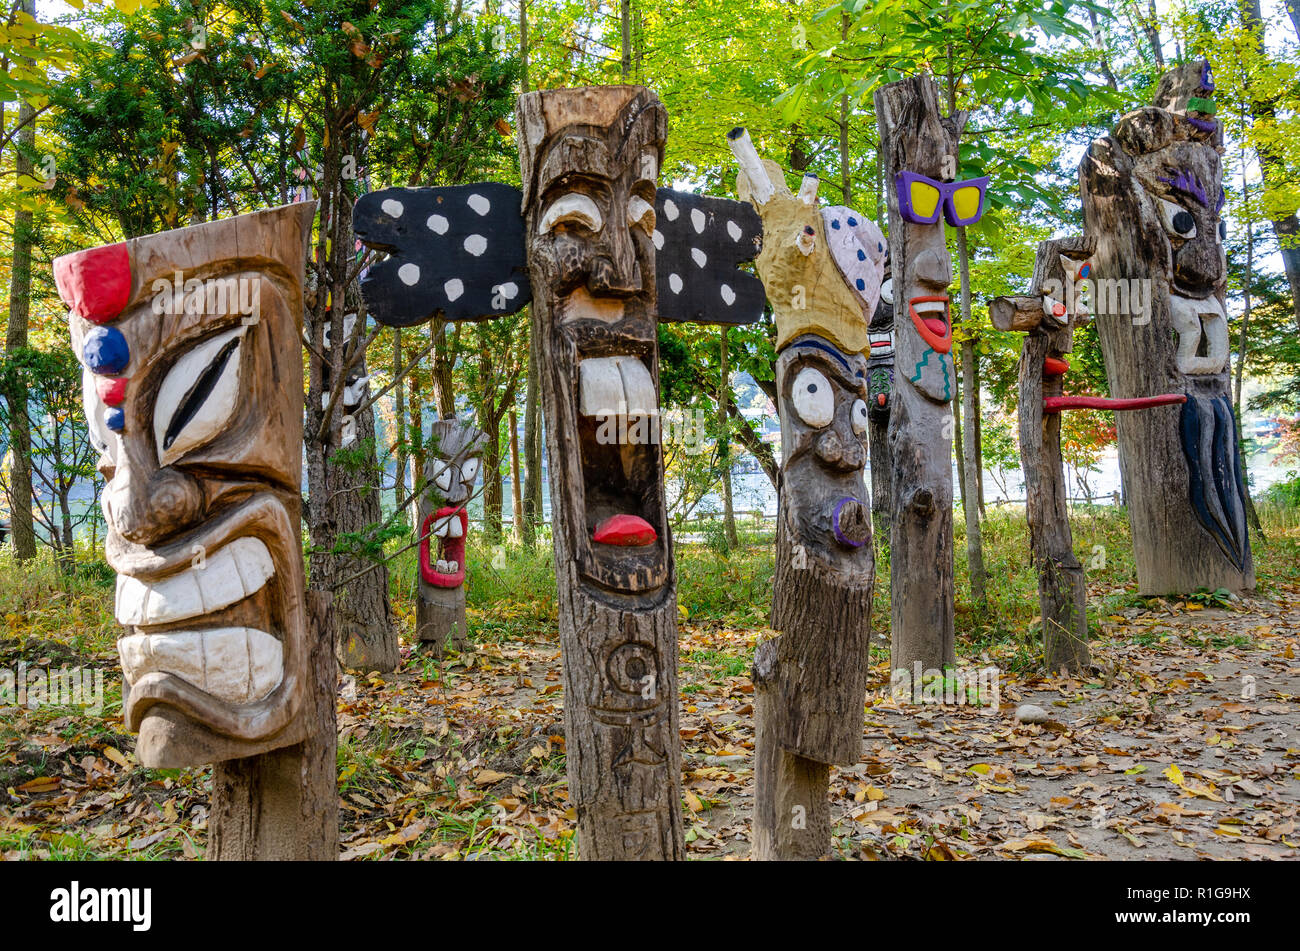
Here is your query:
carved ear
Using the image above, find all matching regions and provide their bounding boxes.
[654,189,764,325]
[354,183,531,327]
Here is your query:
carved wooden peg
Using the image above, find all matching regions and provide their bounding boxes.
[55,203,338,859]
[417,418,487,653]
[731,130,880,859]
[1081,58,1252,592]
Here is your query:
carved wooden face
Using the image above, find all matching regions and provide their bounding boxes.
[775,335,873,582]
[420,419,486,592]
[518,87,671,597]
[867,253,894,423]
[53,204,314,767]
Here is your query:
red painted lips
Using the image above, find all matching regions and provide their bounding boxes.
[908,295,952,354]
[420,506,468,588]
[593,514,657,546]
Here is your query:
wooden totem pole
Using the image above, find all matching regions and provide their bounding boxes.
[417,418,487,653]
[353,85,763,860]
[867,254,895,535]
[874,75,989,674]
[1081,60,1254,594]
[729,129,882,859]
[993,237,1188,673]
[54,204,338,859]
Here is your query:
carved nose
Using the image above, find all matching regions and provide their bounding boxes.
[588,225,643,296]
[1174,233,1222,294]
[814,429,865,471]
[106,466,203,546]
[832,497,870,548]
[913,248,951,290]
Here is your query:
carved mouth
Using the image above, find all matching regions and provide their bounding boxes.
[108,493,303,740]
[1169,293,1228,375]
[908,296,952,353]
[421,506,468,588]
[116,535,283,704]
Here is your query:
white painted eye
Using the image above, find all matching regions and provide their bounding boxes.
[153,326,245,467]
[81,368,116,463]
[460,457,480,485]
[880,278,893,306]
[539,193,603,234]
[790,367,834,428]
[1157,198,1196,239]
[432,462,454,492]
[627,195,655,236]
[851,399,869,436]
[1042,296,1068,320]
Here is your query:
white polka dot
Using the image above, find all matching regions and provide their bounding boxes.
[444,279,464,301]
[720,284,736,306]
[652,229,664,250]
[381,199,404,218]
[467,193,491,216]
[464,234,488,256]
[663,199,679,221]
[497,282,519,300]
[691,247,707,268]
[691,208,706,233]
[427,214,449,234]
[727,220,742,242]
[398,263,420,285]
[669,273,683,294]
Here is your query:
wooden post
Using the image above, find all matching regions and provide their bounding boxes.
[416,418,487,654]
[729,130,880,859]
[873,75,966,675]
[1080,60,1254,594]
[353,86,763,859]
[54,203,332,859]
[991,237,1096,674]
[867,254,895,537]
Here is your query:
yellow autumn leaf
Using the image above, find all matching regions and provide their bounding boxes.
[1164,763,1185,786]
[684,789,704,813]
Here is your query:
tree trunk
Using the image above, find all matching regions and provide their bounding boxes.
[394,329,408,525]
[875,75,959,674]
[719,327,738,547]
[209,591,338,860]
[1080,62,1254,594]
[5,0,37,562]
[510,407,523,539]
[956,230,986,602]
[518,86,683,860]
[523,326,543,544]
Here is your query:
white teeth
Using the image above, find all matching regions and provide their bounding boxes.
[115,537,275,627]
[119,627,282,703]
[1170,293,1229,375]
[913,300,947,314]
[446,517,464,538]
[435,559,449,573]
[433,517,452,538]
[579,355,658,417]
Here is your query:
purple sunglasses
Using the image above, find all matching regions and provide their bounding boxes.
[894,171,990,226]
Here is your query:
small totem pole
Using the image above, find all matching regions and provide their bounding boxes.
[992,236,1188,673]
[417,417,487,653]
[728,128,883,859]
[874,75,990,674]
[353,85,764,859]
[866,253,895,534]
[1080,60,1254,594]
[54,204,338,859]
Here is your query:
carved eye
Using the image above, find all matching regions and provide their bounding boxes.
[431,462,454,492]
[1157,198,1196,239]
[627,195,655,236]
[851,399,869,436]
[790,367,833,428]
[460,457,480,485]
[1042,296,1068,320]
[880,278,893,306]
[153,326,245,467]
[538,193,603,234]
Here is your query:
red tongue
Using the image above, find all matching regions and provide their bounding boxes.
[923,317,947,336]
[593,514,657,546]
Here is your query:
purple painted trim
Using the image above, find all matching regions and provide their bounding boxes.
[1158,168,1208,207]
[894,171,990,227]
[832,496,865,547]
[1187,116,1218,135]
[1200,60,1214,93]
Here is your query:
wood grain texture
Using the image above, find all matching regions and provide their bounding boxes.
[874,75,960,674]
[1080,60,1253,594]
[519,85,683,860]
